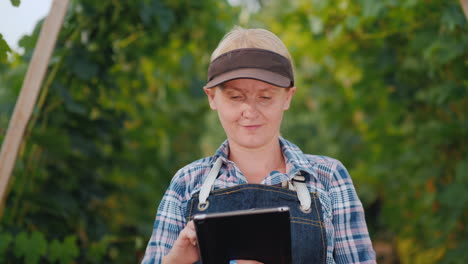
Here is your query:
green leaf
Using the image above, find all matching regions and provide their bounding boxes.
[440,3,466,31]
[360,0,384,18]
[29,232,47,264]
[10,0,20,7]
[89,237,110,263]
[49,239,62,262]
[53,83,87,115]
[70,57,98,81]
[308,16,324,35]
[14,231,47,264]
[139,0,174,32]
[49,236,79,264]
[14,232,28,259]
[18,34,36,51]
[0,232,13,259]
[345,16,360,31]
[0,33,12,62]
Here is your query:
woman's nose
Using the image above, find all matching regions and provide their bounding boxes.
[241,101,259,119]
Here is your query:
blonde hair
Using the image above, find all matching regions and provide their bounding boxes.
[211,27,293,66]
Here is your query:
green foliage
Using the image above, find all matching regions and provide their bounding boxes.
[235,0,467,263]
[0,0,238,263]
[0,0,466,263]
[87,236,110,263]
[10,0,20,7]
[0,232,13,259]
[49,236,79,264]
[0,230,79,264]
[0,34,12,63]
[14,231,47,264]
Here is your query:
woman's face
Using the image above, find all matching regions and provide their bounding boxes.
[204,79,296,150]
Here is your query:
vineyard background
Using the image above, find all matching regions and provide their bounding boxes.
[0,0,467,263]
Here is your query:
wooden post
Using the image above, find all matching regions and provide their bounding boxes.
[0,0,69,215]
[461,0,468,20]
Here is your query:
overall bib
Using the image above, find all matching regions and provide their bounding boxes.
[186,158,327,264]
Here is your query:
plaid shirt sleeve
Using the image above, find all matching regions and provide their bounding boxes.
[331,161,376,263]
[141,170,189,264]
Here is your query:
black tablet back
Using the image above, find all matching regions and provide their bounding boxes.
[193,206,292,264]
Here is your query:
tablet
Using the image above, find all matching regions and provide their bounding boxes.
[193,206,292,264]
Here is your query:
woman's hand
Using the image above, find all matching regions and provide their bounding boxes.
[162,221,200,264]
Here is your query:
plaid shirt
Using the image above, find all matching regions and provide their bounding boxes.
[141,137,376,264]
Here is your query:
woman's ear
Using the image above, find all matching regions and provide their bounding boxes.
[282,86,297,110]
[204,87,218,110]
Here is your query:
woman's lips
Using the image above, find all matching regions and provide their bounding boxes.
[242,125,262,131]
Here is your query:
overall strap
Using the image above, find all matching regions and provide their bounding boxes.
[198,157,311,212]
[291,175,311,212]
[199,157,223,205]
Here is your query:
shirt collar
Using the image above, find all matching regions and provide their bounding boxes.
[278,137,317,180]
[214,139,230,161]
[213,137,317,181]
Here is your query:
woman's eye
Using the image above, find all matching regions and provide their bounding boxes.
[260,96,272,100]
[230,96,243,100]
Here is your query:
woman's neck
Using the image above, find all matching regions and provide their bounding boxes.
[228,138,285,184]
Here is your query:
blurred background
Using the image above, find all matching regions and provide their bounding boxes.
[0,0,467,263]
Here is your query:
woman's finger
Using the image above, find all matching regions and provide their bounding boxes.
[185,221,198,246]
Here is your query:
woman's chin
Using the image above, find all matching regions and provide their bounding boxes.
[229,135,276,150]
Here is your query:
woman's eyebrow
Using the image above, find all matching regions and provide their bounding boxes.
[222,84,240,90]
[222,86,243,92]
[262,87,279,92]
[221,84,280,95]
[224,85,278,92]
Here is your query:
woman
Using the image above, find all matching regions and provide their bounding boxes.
[142,27,376,264]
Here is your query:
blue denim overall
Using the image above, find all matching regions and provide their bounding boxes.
[186,158,326,264]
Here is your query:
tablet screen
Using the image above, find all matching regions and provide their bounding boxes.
[193,206,292,264]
